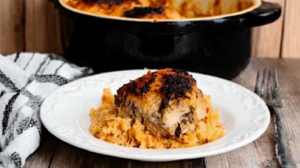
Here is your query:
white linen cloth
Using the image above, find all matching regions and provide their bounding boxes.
[0,53,93,168]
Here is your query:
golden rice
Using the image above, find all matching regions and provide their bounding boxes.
[89,88,225,149]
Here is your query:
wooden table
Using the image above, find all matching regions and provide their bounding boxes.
[25,58,300,168]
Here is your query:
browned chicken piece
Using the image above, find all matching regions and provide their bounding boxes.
[114,68,207,139]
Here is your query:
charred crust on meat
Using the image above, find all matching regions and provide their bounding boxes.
[140,83,150,95]
[127,81,139,95]
[114,95,121,107]
[115,69,195,112]
[172,69,196,82]
[123,7,164,18]
[175,123,181,138]
[159,73,193,111]
[114,68,201,139]
[172,69,188,75]
[139,73,155,95]
[149,73,156,83]
[83,0,122,5]
[117,71,155,98]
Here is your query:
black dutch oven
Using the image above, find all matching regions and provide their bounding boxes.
[52,0,281,79]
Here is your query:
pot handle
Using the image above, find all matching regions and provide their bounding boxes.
[238,1,281,29]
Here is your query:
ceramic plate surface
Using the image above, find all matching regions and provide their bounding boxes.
[40,69,270,162]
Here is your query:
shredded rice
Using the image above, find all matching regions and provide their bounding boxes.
[89,88,225,149]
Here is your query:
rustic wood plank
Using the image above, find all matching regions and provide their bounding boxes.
[276,59,300,166]
[281,1,300,58]
[206,58,300,168]
[251,0,285,58]
[25,0,63,55]
[206,59,280,168]
[49,139,204,168]
[49,140,129,168]
[0,0,25,55]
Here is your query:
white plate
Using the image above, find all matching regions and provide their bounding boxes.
[40,69,270,162]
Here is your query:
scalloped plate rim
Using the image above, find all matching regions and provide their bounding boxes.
[40,69,270,162]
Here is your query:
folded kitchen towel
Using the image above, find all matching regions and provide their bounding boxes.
[0,53,93,168]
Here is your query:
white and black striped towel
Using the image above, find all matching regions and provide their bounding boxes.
[0,53,93,168]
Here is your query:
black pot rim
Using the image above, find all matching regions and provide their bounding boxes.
[58,0,261,23]
[56,0,281,34]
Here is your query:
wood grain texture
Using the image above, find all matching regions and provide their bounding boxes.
[0,0,25,54]
[26,133,205,168]
[24,58,300,168]
[281,1,300,58]
[25,0,63,54]
[206,58,300,168]
[251,0,285,58]
[41,138,205,168]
